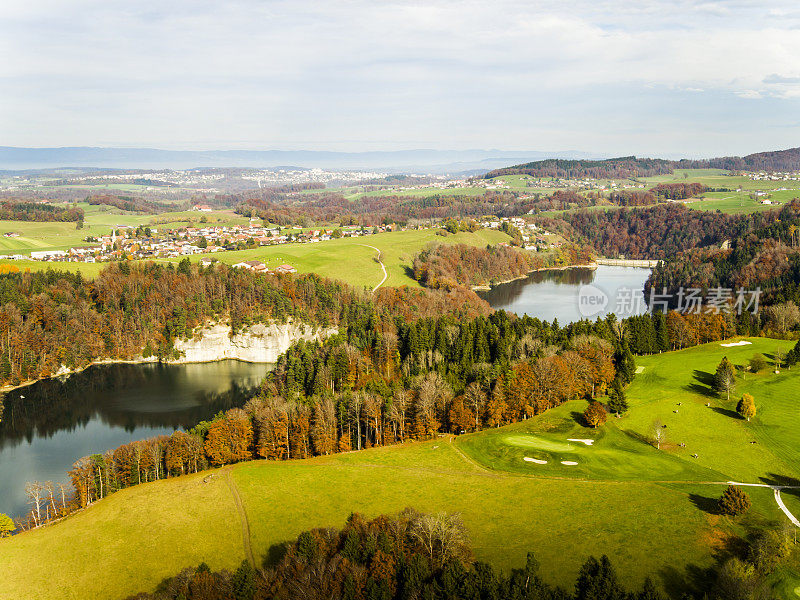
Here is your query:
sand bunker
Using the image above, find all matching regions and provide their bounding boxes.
[561,461,578,466]
[635,366,645,374]
[567,438,594,446]
[523,457,548,464]
[720,340,752,347]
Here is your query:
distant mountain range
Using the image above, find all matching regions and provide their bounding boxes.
[0,147,596,174]
[484,147,800,179]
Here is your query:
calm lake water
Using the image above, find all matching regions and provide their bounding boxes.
[477,265,652,322]
[0,360,270,519]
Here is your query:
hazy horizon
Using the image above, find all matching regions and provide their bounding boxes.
[3,1,800,157]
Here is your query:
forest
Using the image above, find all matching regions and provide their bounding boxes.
[123,510,791,600]
[650,183,707,200]
[484,147,800,180]
[0,200,83,224]
[86,194,176,214]
[411,243,593,290]
[233,190,538,227]
[0,262,374,388]
[646,201,800,306]
[558,203,780,259]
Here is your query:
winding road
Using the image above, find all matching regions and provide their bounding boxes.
[359,244,388,292]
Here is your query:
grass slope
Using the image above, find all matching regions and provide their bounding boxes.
[171,228,510,289]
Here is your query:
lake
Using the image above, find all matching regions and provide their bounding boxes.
[0,360,270,520]
[477,265,652,322]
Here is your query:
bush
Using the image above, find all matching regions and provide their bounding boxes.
[718,485,751,516]
[749,354,767,373]
[583,402,608,428]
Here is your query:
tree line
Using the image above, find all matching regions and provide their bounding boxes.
[412,244,553,290]
[86,194,175,214]
[483,156,677,180]
[0,200,83,224]
[646,202,800,309]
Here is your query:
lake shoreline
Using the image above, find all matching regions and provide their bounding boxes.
[471,262,598,291]
[1,320,332,395]
[0,355,275,395]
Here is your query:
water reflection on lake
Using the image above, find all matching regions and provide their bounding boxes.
[0,360,270,519]
[477,265,652,323]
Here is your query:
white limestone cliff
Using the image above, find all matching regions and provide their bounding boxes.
[172,321,335,364]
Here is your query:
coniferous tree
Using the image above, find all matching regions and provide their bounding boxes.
[713,356,736,400]
[607,378,628,415]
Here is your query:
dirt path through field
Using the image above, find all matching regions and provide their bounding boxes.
[224,468,255,565]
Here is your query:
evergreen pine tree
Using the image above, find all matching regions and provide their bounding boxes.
[231,560,256,600]
[653,313,669,352]
[713,356,736,400]
[607,378,629,415]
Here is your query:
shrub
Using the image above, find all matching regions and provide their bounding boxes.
[718,485,751,516]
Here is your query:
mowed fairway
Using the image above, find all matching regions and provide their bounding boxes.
[2,339,800,599]
[460,338,800,485]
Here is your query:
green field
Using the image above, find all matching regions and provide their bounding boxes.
[166,228,510,289]
[0,203,149,255]
[1,338,799,599]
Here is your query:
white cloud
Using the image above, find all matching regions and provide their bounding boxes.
[2,0,800,153]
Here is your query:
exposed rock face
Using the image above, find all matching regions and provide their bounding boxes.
[172,322,335,364]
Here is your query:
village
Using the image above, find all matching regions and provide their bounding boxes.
[0,215,558,266]
[0,221,396,266]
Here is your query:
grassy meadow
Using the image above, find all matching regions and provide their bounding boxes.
[167,227,510,289]
[1,339,799,599]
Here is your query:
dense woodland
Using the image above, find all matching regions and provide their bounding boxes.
[0,263,374,388]
[411,243,593,290]
[706,146,800,172]
[0,200,83,224]
[124,510,794,600]
[560,204,777,259]
[646,202,800,307]
[650,183,707,200]
[233,190,537,227]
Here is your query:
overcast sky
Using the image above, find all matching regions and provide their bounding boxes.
[2,0,800,157]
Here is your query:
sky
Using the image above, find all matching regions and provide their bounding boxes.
[2,0,800,157]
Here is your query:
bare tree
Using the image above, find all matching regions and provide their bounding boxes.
[652,419,665,450]
[24,481,44,527]
[463,382,486,430]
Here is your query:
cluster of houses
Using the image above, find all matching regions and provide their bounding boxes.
[1,221,398,265]
[746,171,800,182]
[229,259,296,274]
[481,216,562,251]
